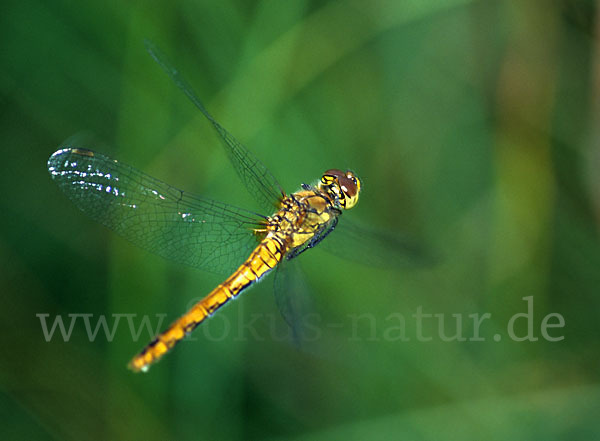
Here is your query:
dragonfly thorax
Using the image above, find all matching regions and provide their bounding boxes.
[264,190,337,251]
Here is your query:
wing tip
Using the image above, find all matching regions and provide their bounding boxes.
[47,148,71,175]
[47,147,96,177]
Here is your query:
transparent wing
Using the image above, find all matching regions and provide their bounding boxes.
[144,39,285,211]
[319,218,435,268]
[48,147,265,275]
[273,257,314,345]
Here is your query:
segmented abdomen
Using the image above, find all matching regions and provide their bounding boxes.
[128,236,285,372]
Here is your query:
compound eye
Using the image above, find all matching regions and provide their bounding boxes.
[338,176,357,198]
[344,170,358,184]
[323,169,345,179]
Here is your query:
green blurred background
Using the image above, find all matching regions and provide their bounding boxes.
[2,0,600,439]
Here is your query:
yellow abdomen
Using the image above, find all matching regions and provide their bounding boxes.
[128,236,285,372]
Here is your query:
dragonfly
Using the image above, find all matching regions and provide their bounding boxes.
[48,41,420,372]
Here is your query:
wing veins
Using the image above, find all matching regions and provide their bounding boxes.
[145,39,285,212]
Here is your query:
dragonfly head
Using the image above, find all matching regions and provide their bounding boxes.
[320,169,361,209]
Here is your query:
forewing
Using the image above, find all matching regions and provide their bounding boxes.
[48,147,264,275]
[145,40,285,211]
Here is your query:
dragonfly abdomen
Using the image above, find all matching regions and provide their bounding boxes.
[128,237,285,372]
